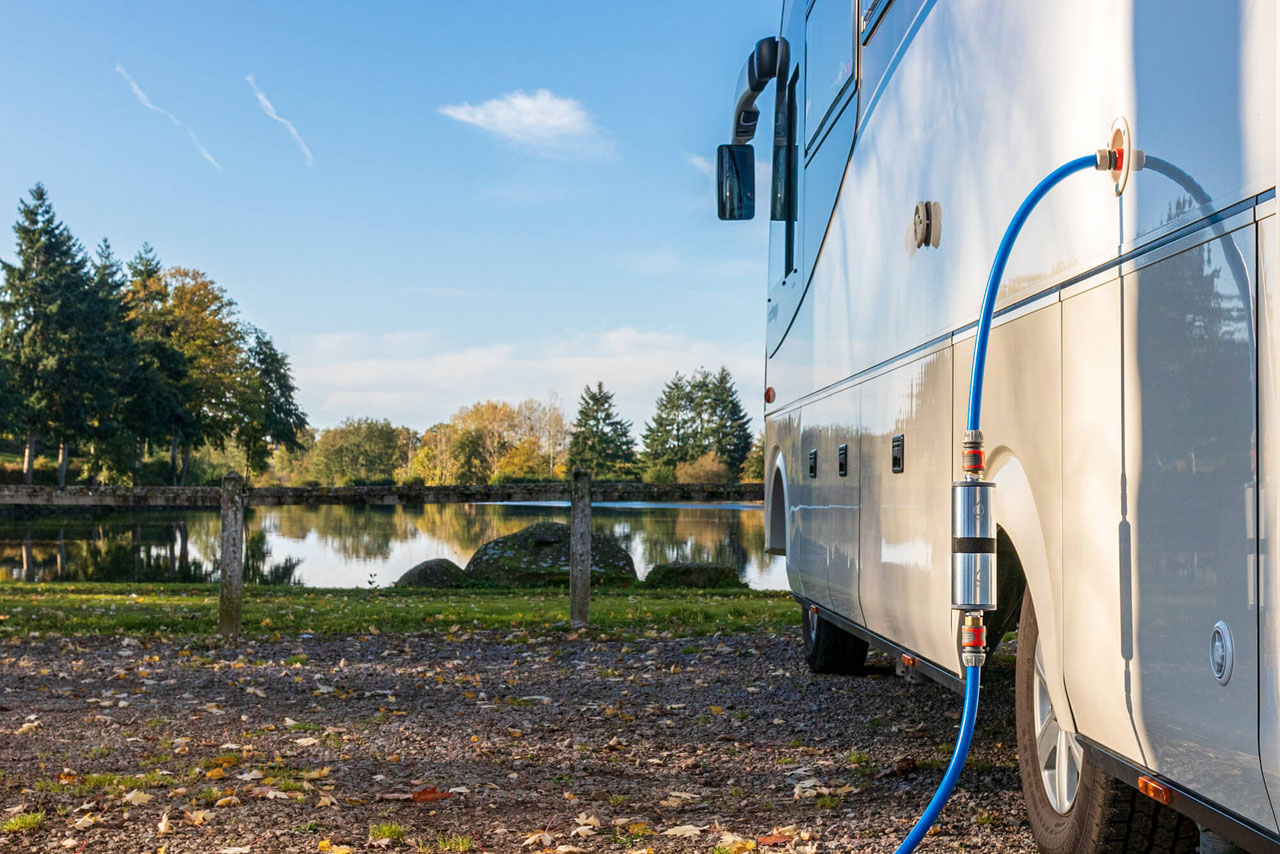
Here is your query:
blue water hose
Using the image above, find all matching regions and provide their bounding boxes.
[893,665,981,854]
[897,154,1100,854]
[966,155,1098,432]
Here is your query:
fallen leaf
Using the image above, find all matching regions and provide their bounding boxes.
[410,785,453,804]
[235,770,264,781]
[663,825,703,837]
[123,790,153,805]
[184,809,206,826]
[315,794,339,809]
[522,831,553,847]
[205,767,227,780]
[14,720,40,735]
[294,737,319,747]
[72,815,98,830]
[757,834,794,846]
[300,767,330,781]
[556,847,587,853]
[157,812,172,835]
[215,795,241,808]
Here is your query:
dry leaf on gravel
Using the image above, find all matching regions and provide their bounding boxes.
[294,737,319,746]
[157,811,172,834]
[662,825,704,837]
[410,785,452,803]
[215,795,241,808]
[301,767,330,780]
[123,789,153,805]
[523,830,553,847]
[184,809,206,826]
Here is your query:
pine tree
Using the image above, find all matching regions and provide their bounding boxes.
[641,372,695,478]
[566,382,637,479]
[235,328,308,477]
[700,366,754,477]
[83,239,148,482]
[0,184,114,485]
[641,366,754,480]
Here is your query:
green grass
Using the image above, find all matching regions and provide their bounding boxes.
[370,822,407,843]
[418,834,474,852]
[0,583,799,638]
[2,811,45,833]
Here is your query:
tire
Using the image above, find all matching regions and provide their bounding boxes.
[1015,594,1198,853]
[801,605,868,675]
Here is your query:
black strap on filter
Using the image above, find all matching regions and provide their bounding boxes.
[952,537,996,554]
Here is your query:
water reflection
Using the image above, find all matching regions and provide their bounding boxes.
[0,502,787,590]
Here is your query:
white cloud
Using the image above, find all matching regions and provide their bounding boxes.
[439,89,611,157]
[114,64,220,169]
[246,74,313,166]
[685,152,714,177]
[290,326,762,432]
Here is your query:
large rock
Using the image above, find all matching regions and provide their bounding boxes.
[642,562,747,589]
[394,558,467,588]
[464,522,636,587]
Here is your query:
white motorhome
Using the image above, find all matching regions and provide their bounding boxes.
[718,2,1278,851]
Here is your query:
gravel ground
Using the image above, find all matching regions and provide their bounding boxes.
[0,629,1036,852]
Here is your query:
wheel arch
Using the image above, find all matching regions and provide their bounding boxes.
[987,452,1075,731]
[765,444,789,555]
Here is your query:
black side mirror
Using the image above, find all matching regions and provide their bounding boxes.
[717,144,755,220]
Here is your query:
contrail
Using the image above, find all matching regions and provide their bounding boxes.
[114,64,221,170]
[246,75,313,166]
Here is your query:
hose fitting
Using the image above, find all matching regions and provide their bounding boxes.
[960,612,988,668]
[960,429,985,478]
[951,478,997,611]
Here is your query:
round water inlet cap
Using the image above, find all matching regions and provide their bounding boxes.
[1110,117,1133,196]
[1210,620,1233,685]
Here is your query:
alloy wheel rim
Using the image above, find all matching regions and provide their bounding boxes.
[1033,637,1083,814]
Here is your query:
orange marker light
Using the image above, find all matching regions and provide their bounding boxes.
[1137,776,1172,805]
[900,654,917,667]
[764,386,776,404]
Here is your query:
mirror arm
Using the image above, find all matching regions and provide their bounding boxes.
[731,37,779,144]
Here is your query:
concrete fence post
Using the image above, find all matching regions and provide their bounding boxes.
[569,469,591,628]
[218,471,246,640]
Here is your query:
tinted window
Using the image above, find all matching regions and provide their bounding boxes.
[804,0,855,145]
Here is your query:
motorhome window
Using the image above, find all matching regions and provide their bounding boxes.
[860,0,892,43]
[785,69,799,272]
[804,0,855,146]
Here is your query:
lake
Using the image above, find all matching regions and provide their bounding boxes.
[0,502,789,590]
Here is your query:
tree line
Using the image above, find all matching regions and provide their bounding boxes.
[0,184,764,488]
[0,184,307,485]
[249,371,763,488]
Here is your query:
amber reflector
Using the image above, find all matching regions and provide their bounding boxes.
[1137,776,1172,805]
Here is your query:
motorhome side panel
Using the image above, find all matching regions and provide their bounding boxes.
[787,389,863,623]
[1258,210,1280,808]
[857,348,953,669]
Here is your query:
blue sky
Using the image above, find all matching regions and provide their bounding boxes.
[0,1,780,433]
